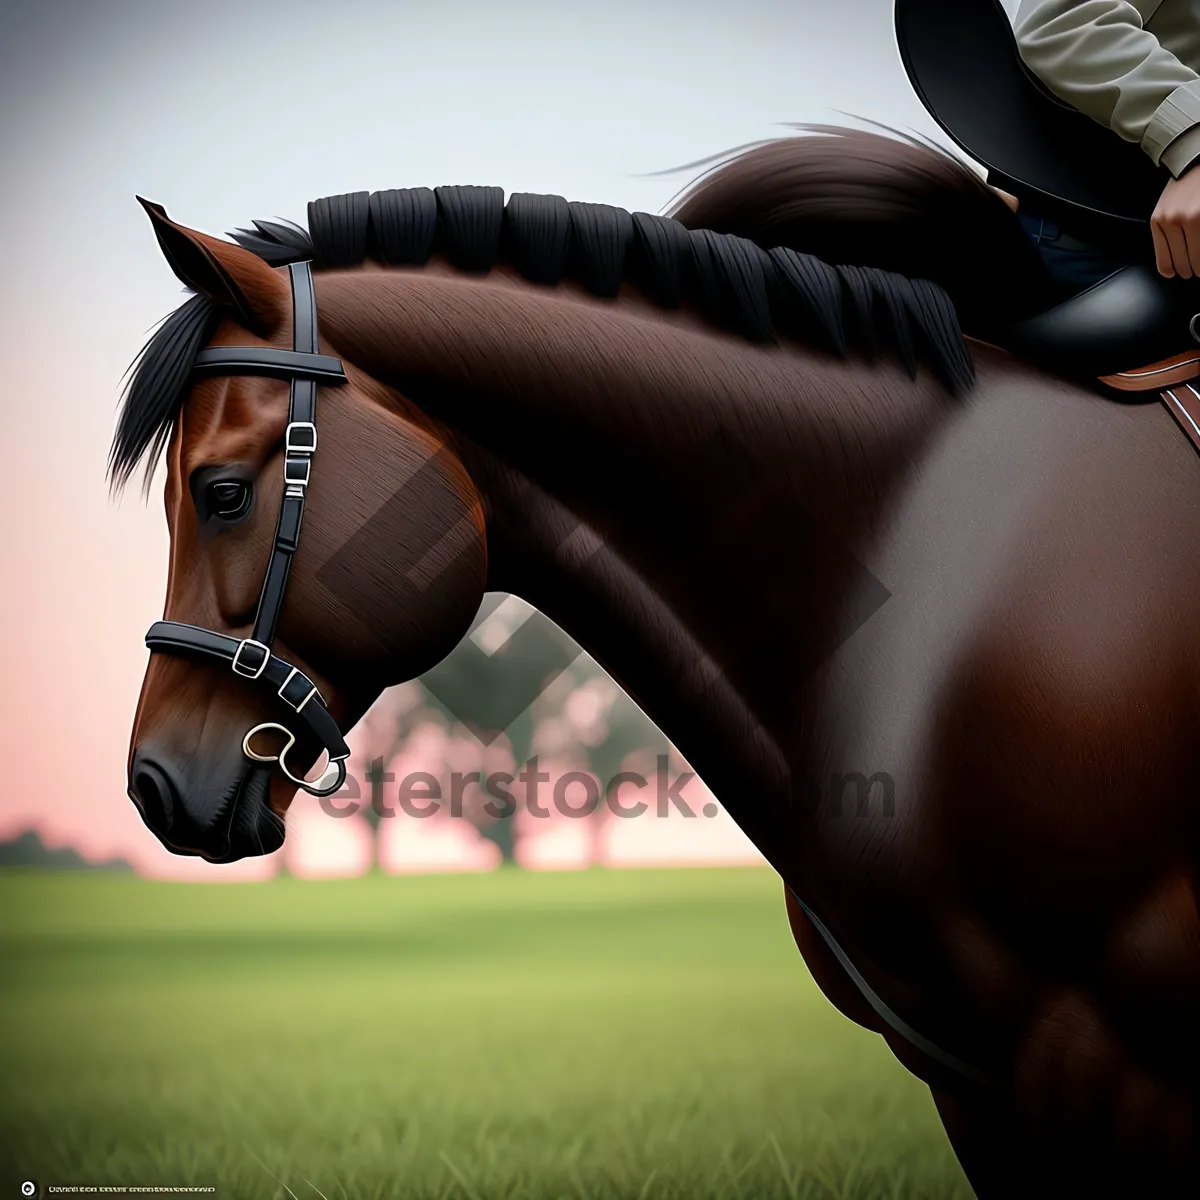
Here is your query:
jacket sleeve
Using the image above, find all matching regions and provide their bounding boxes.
[1014,0,1200,177]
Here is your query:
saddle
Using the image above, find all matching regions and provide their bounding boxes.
[895,0,1200,433]
[1004,265,1200,394]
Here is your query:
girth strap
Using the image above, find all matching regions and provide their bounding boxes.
[787,887,994,1088]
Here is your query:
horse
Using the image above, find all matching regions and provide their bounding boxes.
[116,128,1199,1197]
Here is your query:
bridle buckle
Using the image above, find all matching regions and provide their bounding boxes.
[286,420,317,455]
[231,638,270,679]
[284,455,312,491]
[278,666,318,712]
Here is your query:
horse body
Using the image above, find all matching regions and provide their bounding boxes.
[323,263,1200,1185]
[806,351,1200,1184]
[117,132,1199,1193]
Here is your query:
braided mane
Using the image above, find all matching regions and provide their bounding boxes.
[111,135,980,493]
[235,185,972,391]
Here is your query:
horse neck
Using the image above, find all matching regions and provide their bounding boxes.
[317,264,952,833]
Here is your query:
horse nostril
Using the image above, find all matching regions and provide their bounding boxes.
[129,753,178,833]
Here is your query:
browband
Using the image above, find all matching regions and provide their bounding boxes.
[192,347,347,382]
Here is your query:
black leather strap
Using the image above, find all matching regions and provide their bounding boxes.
[192,346,347,382]
[145,620,350,761]
[144,259,352,783]
[786,887,993,1087]
[291,254,318,354]
[250,261,331,646]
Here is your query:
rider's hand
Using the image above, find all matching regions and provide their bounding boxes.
[1151,163,1200,279]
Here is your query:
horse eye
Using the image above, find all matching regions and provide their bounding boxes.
[206,479,252,521]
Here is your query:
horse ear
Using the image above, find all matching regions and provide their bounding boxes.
[137,197,289,337]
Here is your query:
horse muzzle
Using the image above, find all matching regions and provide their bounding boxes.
[128,745,286,862]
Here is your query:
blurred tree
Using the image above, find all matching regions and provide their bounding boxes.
[473,705,531,866]
[415,596,581,866]
[350,683,426,872]
[578,677,669,867]
[361,596,673,871]
[0,830,130,871]
[363,756,390,870]
[534,658,671,867]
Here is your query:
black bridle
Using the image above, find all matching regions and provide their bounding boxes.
[144,261,352,796]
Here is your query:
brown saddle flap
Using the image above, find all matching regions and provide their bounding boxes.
[1102,351,1200,392]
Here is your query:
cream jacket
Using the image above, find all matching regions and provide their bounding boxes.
[1015,0,1200,176]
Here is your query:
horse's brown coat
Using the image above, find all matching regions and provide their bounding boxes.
[124,134,1198,1195]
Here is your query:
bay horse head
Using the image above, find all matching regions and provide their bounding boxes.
[119,203,486,862]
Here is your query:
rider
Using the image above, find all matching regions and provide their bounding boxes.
[1011,0,1200,288]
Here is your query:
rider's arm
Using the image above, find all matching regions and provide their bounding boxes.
[1014,1,1200,178]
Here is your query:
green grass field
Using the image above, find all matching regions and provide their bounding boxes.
[0,866,971,1199]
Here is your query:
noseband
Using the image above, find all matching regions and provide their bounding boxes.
[144,260,352,797]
